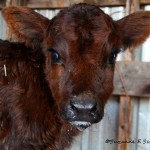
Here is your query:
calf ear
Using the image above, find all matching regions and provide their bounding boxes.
[2,6,50,49]
[116,11,150,49]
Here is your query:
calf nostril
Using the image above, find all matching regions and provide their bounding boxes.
[89,103,98,116]
[70,102,78,112]
[70,100,99,114]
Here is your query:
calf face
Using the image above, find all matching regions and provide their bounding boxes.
[2,3,150,130]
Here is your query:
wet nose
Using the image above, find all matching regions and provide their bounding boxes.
[70,99,98,118]
[62,96,102,124]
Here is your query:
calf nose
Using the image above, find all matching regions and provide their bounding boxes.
[62,97,102,124]
[70,100,98,117]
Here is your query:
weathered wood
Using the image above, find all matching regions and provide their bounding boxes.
[117,96,131,150]
[117,1,139,150]
[23,0,150,8]
[126,0,140,15]
[10,0,27,6]
[123,0,140,61]
[113,61,150,98]
[0,0,150,9]
[0,0,6,8]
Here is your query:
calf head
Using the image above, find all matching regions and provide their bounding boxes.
[2,3,150,130]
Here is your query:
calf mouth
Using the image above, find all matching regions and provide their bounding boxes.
[70,121,92,131]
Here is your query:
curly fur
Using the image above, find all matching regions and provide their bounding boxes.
[0,40,78,149]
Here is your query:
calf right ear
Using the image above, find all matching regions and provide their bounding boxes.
[2,6,50,49]
[116,11,150,49]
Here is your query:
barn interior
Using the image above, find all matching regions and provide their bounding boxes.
[0,0,150,150]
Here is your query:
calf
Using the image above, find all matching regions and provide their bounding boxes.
[0,3,150,150]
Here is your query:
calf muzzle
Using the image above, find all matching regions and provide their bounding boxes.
[61,94,103,131]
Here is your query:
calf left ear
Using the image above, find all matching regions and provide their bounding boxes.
[2,6,50,49]
[116,11,150,49]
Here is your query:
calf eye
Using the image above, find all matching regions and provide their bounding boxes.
[108,53,117,64]
[52,51,60,63]
[49,49,61,64]
[108,47,120,64]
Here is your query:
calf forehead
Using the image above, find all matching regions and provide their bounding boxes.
[51,4,113,43]
[49,4,113,58]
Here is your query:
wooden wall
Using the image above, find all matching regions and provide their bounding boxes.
[0,0,150,8]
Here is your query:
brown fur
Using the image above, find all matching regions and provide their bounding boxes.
[0,40,78,149]
[0,3,150,150]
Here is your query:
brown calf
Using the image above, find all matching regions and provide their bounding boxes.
[0,3,150,150]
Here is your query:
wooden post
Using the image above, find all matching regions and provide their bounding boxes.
[118,97,131,150]
[11,0,26,5]
[1,0,150,9]
[117,0,140,150]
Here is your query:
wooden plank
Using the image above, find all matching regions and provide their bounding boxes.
[0,0,6,8]
[113,61,150,98]
[117,96,131,150]
[126,0,140,15]
[11,0,27,6]
[0,0,150,9]
[118,2,139,150]
[24,0,150,8]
